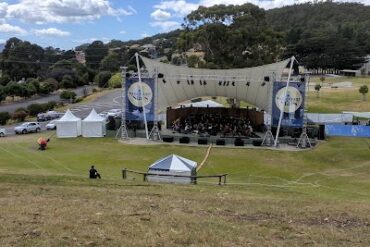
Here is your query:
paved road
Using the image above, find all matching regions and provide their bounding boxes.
[1,88,122,137]
[0,85,94,114]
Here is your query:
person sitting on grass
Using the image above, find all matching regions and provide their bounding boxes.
[89,165,101,179]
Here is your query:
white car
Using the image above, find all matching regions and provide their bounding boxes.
[14,122,41,134]
[46,120,58,130]
[0,128,5,137]
[107,109,122,118]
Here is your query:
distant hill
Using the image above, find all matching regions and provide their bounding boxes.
[0,43,4,52]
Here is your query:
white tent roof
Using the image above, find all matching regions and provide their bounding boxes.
[149,154,197,172]
[83,109,105,122]
[58,109,81,122]
[177,100,223,108]
[141,56,291,113]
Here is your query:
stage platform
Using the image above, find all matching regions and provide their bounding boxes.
[121,129,316,149]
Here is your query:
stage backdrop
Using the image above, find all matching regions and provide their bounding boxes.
[125,77,155,121]
[272,81,305,127]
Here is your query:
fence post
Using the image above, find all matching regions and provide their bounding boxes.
[223,175,227,185]
[122,169,127,179]
[218,176,222,185]
[143,174,147,182]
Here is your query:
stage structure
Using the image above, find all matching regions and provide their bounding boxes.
[121,54,308,147]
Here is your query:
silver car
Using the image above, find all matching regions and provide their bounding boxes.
[46,120,58,130]
[14,122,41,134]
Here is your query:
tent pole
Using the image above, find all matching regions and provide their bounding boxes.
[135,53,149,139]
[274,56,295,147]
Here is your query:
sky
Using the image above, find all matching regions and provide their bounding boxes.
[0,0,369,50]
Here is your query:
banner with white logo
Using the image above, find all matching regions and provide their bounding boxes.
[272,81,305,127]
[125,77,155,121]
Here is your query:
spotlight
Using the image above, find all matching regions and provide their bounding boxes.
[226,81,229,86]
[246,82,250,87]
[177,80,180,84]
[219,81,222,86]
[158,73,164,78]
[199,80,202,85]
[264,76,270,82]
[223,81,226,86]
[232,81,235,86]
[187,80,190,85]
[261,82,266,86]
[203,81,207,85]
[191,80,194,85]
[162,79,166,84]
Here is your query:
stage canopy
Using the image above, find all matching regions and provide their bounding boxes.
[56,109,81,138]
[82,109,106,137]
[141,56,291,113]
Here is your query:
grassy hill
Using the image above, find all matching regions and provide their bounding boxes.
[0,134,369,246]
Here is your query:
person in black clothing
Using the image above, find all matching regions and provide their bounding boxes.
[89,165,101,179]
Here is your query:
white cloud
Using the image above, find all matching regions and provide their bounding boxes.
[154,0,198,16]
[0,23,27,35]
[151,9,171,21]
[150,21,180,31]
[120,30,127,34]
[5,0,136,24]
[34,28,70,37]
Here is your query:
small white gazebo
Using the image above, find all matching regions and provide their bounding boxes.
[82,109,106,137]
[56,109,82,138]
[147,154,197,184]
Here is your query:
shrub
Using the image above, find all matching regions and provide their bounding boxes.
[46,101,57,110]
[108,73,122,88]
[27,104,45,116]
[15,107,28,113]
[60,90,76,101]
[11,110,28,122]
[95,71,112,88]
[0,112,11,125]
[74,97,84,103]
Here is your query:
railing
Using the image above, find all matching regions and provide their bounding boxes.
[122,168,227,185]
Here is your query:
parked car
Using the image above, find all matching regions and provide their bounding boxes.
[14,122,41,134]
[0,128,6,137]
[37,111,63,122]
[107,109,122,118]
[46,120,58,130]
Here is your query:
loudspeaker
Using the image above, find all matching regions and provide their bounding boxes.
[234,138,244,146]
[198,138,208,145]
[179,137,190,144]
[162,136,174,143]
[253,140,262,146]
[216,139,225,146]
[318,124,325,140]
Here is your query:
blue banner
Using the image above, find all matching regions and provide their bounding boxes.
[325,124,370,137]
[272,81,305,127]
[125,77,155,121]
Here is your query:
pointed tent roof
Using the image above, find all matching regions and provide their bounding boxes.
[149,154,197,172]
[57,109,81,122]
[83,109,105,122]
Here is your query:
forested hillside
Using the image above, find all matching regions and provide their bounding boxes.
[1,2,370,103]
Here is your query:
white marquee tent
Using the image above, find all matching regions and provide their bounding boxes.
[147,154,197,184]
[56,109,81,138]
[82,109,106,137]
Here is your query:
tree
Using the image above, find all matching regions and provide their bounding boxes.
[60,75,75,88]
[4,82,24,100]
[100,53,120,72]
[314,84,322,98]
[60,90,76,101]
[359,85,368,101]
[11,110,28,122]
[0,85,6,102]
[85,41,108,70]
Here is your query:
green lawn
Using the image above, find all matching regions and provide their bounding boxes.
[0,134,369,246]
